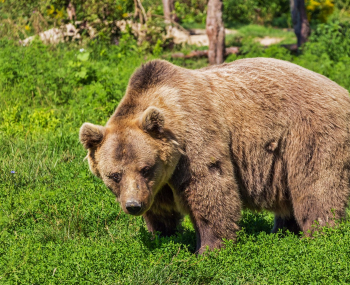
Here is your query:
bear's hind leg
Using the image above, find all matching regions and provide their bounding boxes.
[291,175,349,236]
[271,215,301,235]
[286,131,350,236]
[292,194,344,236]
[143,184,183,237]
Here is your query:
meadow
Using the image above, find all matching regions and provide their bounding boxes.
[1,20,350,283]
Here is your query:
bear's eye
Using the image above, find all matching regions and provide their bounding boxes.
[140,166,151,178]
[109,172,122,183]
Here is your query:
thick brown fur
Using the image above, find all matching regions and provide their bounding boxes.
[80,58,350,254]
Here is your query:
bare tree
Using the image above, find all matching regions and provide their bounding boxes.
[162,0,177,23]
[290,0,310,47]
[206,0,225,65]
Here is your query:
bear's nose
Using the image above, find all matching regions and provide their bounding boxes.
[125,201,142,215]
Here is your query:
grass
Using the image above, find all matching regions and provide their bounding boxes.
[178,23,297,47]
[1,23,350,282]
[226,24,296,45]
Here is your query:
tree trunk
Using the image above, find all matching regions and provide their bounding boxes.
[290,0,310,47]
[66,1,76,21]
[206,0,225,65]
[134,0,147,24]
[162,0,176,23]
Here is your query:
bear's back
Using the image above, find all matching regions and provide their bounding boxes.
[198,57,349,109]
[193,58,350,132]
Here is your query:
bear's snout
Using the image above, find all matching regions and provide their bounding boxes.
[125,200,143,215]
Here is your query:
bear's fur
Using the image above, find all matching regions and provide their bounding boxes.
[80,58,350,253]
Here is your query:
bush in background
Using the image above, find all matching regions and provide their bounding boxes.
[223,0,291,27]
[306,0,335,24]
[0,34,147,139]
[0,0,133,41]
[296,21,350,88]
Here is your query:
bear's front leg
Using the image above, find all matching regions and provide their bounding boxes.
[190,216,227,254]
[185,171,242,254]
[143,184,183,237]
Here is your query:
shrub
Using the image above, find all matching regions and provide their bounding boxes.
[173,0,292,28]
[303,21,350,62]
[223,0,291,27]
[0,0,134,42]
[174,0,207,26]
[295,21,350,89]
[306,0,335,24]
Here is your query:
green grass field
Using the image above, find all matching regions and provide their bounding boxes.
[1,26,350,283]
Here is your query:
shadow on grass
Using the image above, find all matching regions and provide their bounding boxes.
[239,210,274,236]
[139,210,276,253]
[139,225,197,253]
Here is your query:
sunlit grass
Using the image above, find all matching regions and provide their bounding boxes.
[225,24,296,47]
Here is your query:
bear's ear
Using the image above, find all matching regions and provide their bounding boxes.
[139,106,165,136]
[79,122,105,149]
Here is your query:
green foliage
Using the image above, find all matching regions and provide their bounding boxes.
[0,35,147,141]
[0,0,134,23]
[152,38,163,56]
[174,0,207,27]
[73,0,134,42]
[296,21,350,89]
[1,105,60,136]
[332,0,350,22]
[172,0,292,28]
[223,0,291,27]
[0,33,142,107]
[303,21,350,62]
[0,0,134,42]
[306,0,335,24]
[225,24,297,48]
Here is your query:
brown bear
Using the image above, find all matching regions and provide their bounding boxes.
[79,58,350,254]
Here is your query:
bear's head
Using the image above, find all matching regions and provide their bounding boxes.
[79,106,182,216]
